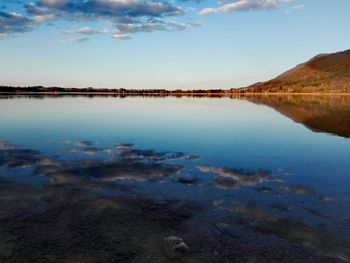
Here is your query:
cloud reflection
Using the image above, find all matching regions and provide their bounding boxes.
[64,147,113,155]
[197,166,284,189]
[0,147,41,168]
[0,140,196,189]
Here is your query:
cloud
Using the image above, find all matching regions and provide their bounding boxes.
[40,0,70,8]
[28,0,185,19]
[114,19,202,36]
[0,0,202,40]
[0,11,33,33]
[32,14,56,23]
[199,0,294,15]
[112,33,130,40]
[189,21,203,27]
[25,2,52,15]
[61,37,90,43]
[0,5,56,35]
[285,4,304,13]
[62,26,108,35]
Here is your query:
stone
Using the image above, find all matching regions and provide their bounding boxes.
[163,236,189,259]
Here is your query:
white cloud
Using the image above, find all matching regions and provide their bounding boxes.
[32,14,56,23]
[115,19,203,35]
[199,0,294,15]
[285,4,304,13]
[112,33,130,41]
[1,0,198,41]
[189,21,204,27]
[62,27,109,35]
[61,37,90,43]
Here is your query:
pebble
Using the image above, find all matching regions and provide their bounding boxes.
[163,236,189,259]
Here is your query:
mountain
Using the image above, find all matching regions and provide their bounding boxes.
[240,49,350,93]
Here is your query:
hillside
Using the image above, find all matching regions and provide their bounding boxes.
[240,49,350,93]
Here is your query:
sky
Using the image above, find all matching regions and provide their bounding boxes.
[0,0,349,90]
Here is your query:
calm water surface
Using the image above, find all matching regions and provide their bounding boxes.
[0,95,349,262]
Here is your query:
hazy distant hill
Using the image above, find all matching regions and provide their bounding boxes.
[240,49,350,93]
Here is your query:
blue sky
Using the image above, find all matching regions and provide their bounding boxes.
[0,0,349,89]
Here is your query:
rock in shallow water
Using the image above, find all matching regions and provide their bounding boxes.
[163,236,189,259]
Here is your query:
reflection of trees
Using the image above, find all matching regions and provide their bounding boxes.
[2,93,349,138]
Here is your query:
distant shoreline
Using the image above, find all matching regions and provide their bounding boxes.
[1,91,350,96]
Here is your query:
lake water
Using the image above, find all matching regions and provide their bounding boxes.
[0,95,350,262]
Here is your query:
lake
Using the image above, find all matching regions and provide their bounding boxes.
[0,94,350,262]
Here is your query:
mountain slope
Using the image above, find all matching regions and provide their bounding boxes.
[241,49,350,93]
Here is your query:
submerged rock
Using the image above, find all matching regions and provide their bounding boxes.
[163,236,189,259]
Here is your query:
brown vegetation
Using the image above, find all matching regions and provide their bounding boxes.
[239,49,350,93]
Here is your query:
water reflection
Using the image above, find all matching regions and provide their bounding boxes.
[241,94,350,138]
[0,148,41,168]
[0,94,350,262]
[2,94,349,138]
[198,166,283,189]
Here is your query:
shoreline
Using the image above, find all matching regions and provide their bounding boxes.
[1,92,350,97]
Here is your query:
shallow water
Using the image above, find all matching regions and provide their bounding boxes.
[0,95,350,262]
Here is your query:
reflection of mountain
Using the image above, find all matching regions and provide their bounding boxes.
[242,95,350,138]
[242,49,350,93]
